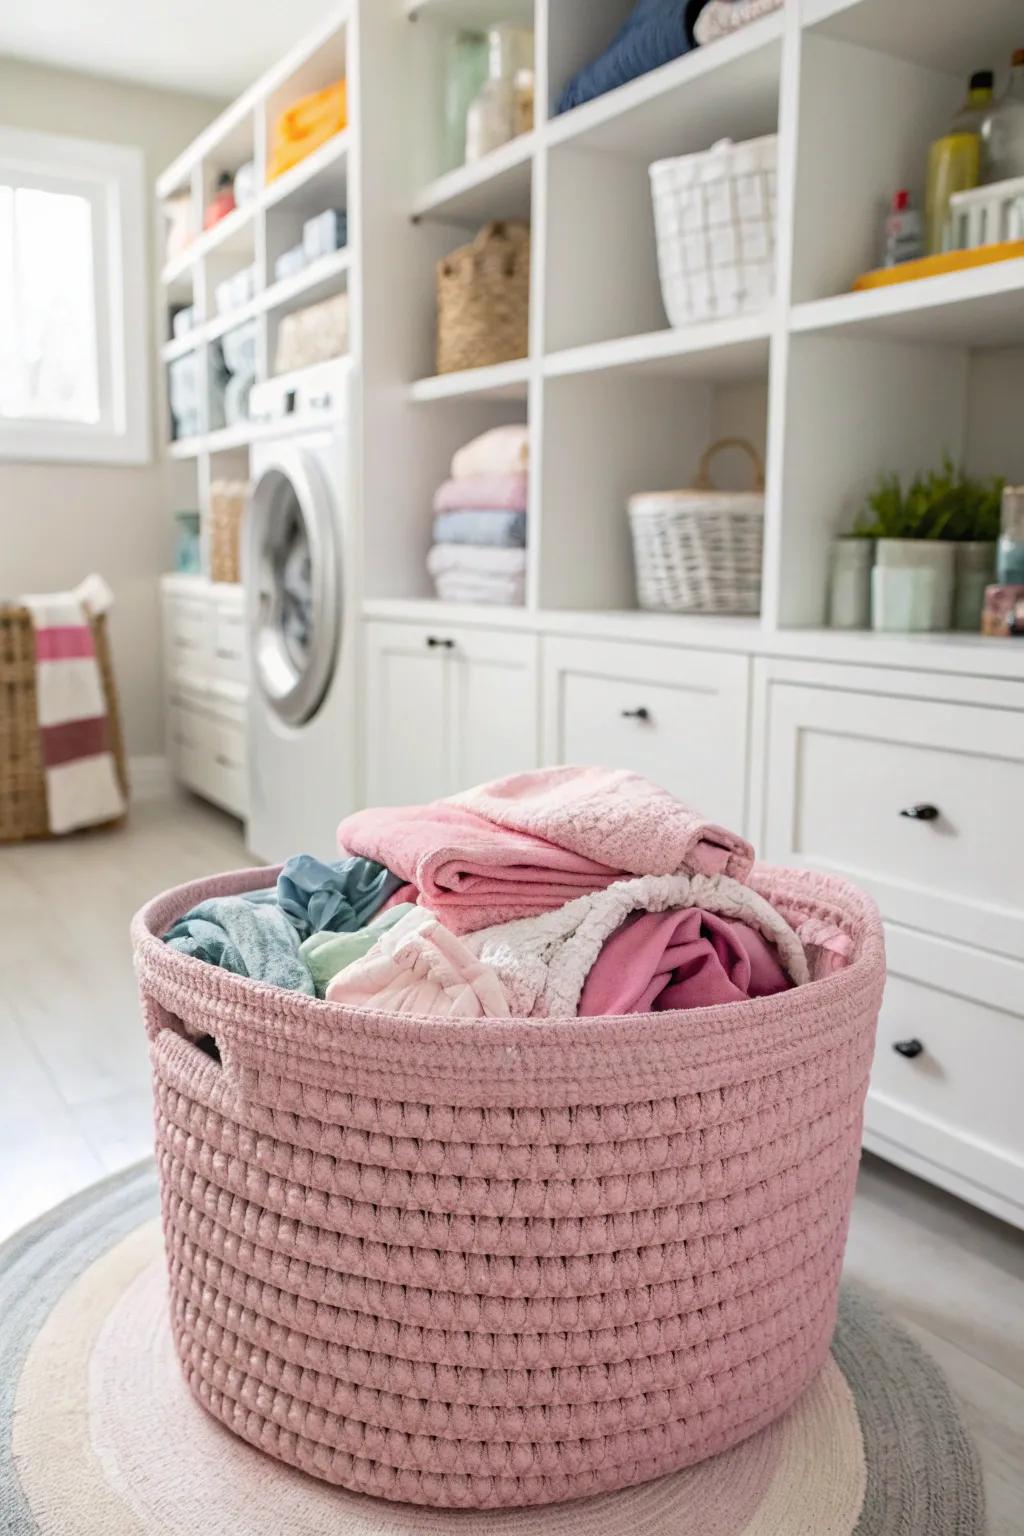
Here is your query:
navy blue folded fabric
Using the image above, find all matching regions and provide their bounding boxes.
[433,509,528,548]
[557,0,703,115]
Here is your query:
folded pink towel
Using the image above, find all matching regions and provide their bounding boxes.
[433,473,528,514]
[579,906,792,1016]
[339,801,621,935]
[339,768,754,935]
[452,766,754,883]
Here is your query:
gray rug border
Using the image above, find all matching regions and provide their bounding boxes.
[0,1161,986,1535]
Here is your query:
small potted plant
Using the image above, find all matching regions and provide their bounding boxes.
[851,461,1001,632]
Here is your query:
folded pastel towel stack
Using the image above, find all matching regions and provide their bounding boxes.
[428,425,528,605]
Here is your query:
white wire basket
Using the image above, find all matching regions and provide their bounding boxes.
[649,135,778,325]
[628,438,765,615]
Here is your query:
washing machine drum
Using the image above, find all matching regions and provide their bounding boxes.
[247,446,340,727]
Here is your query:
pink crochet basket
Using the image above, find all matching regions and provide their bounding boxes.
[132,863,885,1510]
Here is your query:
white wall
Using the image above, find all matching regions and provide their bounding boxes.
[0,56,221,756]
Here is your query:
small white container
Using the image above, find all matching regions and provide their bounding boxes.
[302,209,347,261]
[828,537,873,629]
[871,540,954,632]
[214,265,256,316]
[649,135,778,325]
[274,243,308,284]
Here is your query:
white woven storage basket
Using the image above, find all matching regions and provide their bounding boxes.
[650,135,777,325]
[629,438,765,615]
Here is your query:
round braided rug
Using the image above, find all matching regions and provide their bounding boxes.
[0,1162,984,1536]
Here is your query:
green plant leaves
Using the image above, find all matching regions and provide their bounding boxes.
[853,458,1003,541]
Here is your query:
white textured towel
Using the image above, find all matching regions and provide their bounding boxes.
[451,424,529,481]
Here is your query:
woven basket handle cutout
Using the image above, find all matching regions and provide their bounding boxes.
[694,437,766,493]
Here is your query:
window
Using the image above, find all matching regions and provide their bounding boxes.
[0,128,150,464]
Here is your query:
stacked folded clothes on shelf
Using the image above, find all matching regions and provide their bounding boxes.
[556,0,784,116]
[164,766,855,1013]
[428,425,528,605]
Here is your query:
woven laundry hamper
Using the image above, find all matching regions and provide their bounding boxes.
[133,864,885,1511]
[0,604,127,843]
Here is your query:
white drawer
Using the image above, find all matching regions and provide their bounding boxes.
[164,598,211,668]
[758,668,1024,959]
[542,637,749,831]
[865,928,1024,1224]
[167,698,248,819]
[210,605,248,685]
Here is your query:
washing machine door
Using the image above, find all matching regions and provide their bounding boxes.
[247,445,340,728]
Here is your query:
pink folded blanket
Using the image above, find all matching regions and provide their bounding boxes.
[452,766,754,882]
[433,473,528,514]
[338,767,754,935]
[338,802,621,934]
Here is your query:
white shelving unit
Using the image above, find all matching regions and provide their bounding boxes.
[357,0,1024,649]
[156,8,352,566]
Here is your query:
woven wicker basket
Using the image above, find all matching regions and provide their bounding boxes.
[650,135,777,326]
[134,863,884,1510]
[209,480,248,585]
[0,606,127,843]
[436,220,530,375]
[629,438,765,615]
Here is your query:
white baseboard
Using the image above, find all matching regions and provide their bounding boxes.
[128,755,174,801]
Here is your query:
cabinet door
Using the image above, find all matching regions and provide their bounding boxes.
[542,636,750,831]
[364,622,448,806]
[448,627,539,790]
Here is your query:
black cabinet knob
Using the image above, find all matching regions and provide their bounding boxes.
[621,707,650,721]
[899,804,939,821]
[425,635,455,649]
[893,1039,924,1059]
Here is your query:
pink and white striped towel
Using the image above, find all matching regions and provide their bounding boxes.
[21,574,125,835]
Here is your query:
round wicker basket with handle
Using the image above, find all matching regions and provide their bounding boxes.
[436,220,530,375]
[628,437,765,615]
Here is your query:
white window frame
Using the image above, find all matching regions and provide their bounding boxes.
[0,127,150,466]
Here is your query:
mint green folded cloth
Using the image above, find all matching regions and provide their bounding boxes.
[299,904,415,998]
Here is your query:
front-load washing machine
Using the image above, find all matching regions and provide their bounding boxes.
[244,360,355,862]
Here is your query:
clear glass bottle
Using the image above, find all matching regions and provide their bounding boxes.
[442,30,487,172]
[465,27,534,163]
[982,49,1024,183]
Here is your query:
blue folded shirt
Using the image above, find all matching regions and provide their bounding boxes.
[432,509,527,549]
[557,0,701,114]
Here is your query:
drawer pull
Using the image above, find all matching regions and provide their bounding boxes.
[893,1038,925,1059]
[426,635,455,650]
[214,753,238,769]
[621,707,650,721]
[899,803,939,821]
[215,646,239,661]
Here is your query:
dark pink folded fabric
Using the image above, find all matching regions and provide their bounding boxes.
[578,907,793,1016]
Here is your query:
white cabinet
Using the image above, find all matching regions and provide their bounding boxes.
[364,620,539,804]
[753,656,1024,1229]
[542,636,751,832]
[161,576,249,819]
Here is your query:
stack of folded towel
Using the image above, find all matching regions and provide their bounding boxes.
[164,766,855,1015]
[427,425,528,606]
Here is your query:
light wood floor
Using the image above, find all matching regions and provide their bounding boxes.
[1,791,1021,1530]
